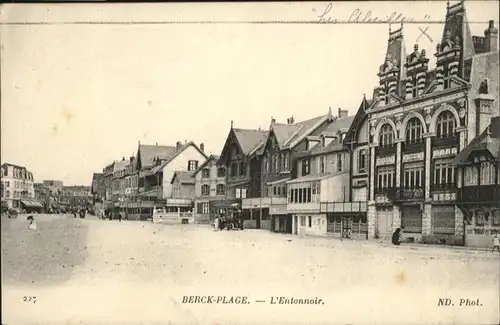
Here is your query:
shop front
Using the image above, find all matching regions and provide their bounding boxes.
[20,199,44,213]
[401,205,423,243]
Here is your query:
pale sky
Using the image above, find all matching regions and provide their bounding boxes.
[1,1,498,185]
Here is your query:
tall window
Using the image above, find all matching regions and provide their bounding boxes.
[230,163,237,177]
[379,124,394,148]
[302,159,310,176]
[319,156,325,174]
[336,154,343,172]
[403,164,424,189]
[235,188,247,199]
[263,156,269,174]
[376,167,394,191]
[217,167,226,177]
[436,111,456,139]
[216,184,225,195]
[405,117,423,144]
[434,160,454,188]
[358,149,367,173]
[240,162,247,176]
[480,161,496,185]
[188,160,198,171]
[464,165,479,186]
[274,153,279,172]
[201,185,210,196]
[283,152,289,171]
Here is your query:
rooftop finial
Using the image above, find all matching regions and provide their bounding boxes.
[231,120,233,129]
[328,106,332,114]
[447,0,450,10]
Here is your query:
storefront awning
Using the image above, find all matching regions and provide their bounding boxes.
[21,200,44,208]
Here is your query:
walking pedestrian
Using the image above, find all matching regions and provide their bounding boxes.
[492,234,500,253]
[118,212,123,222]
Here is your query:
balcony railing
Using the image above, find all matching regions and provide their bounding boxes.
[431,183,457,191]
[457,185,500,203]
[375,144,396,156]
[392,187,425,201]
[402,139,425,153]
[432,133,459,148]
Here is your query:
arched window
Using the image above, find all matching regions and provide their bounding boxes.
[405,117,423,144]
[436,111,456,139]
[201,185,210,196]
[379,124,394,148]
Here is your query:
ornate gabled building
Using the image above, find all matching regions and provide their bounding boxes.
[242,108,354,232]
[217,122,268,227]
[454,117,500,248]
[364,1,499,245]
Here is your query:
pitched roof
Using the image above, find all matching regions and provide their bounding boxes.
[233,129,269,155]
[320,116,355,134]
[147,141,208,176]
[283,114,329,148]
[191,155,219,176]
[138,144,176,169]
[454,117,500,166]
[171,171,195,185]
[113,159,128,173]
[271,123,302,148]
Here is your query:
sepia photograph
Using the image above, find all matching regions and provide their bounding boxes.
[1,1,499,324]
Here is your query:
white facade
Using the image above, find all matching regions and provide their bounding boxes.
[1,163,35,209]
[161,145,207,198]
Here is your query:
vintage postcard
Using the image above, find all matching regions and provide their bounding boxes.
[1,1,499,324]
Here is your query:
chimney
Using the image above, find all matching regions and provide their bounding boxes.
[155,142,158,146]
[122,156,125,161]
[484,20,498,52]
[338,108,348,118]
[287,116,295,124]
[475,92,496,136]
[200,143,205,152]
[176,141,182,149]
[271,117,276,124]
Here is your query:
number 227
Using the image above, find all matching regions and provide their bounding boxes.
[23,296,37,304]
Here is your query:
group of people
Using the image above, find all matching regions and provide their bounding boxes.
[213,214,243,231]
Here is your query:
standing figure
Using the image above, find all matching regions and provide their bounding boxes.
[118,212,123,222]
[214,216,219,231]
[27,216,37,231]
[493,234,500,253]
[392,226,405,245]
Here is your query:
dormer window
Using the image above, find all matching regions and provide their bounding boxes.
[202,168,210,178]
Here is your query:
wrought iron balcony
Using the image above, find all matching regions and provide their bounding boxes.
[457,185,500,204]
[431,183,457,191]
[375,144,396,156]
[432,133,459,148]
[392,187,425,202]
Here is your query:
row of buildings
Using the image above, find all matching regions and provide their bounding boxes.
[91,1,499,247]
[1,163,92,213]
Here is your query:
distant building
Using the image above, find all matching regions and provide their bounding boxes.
[42,180,64,196]
[34,183,51,213]
[191,155,227,222]
[1,163,40,211]
[91,173,105,203]
[60,185,92,207]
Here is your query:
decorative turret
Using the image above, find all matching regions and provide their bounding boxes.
[404,44,430,99]
[434,0,475,90]
[377,24,406,105]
